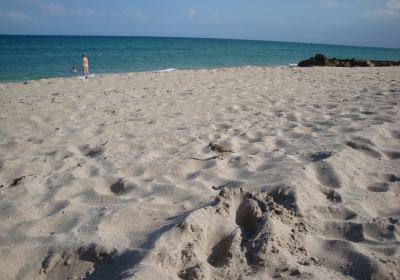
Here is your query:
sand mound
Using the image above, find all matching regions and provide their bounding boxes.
[126,186,396,280]
[131,187,309,279]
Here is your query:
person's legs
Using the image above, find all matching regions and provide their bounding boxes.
[84,66,88,78]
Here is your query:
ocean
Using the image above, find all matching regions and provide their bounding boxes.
[1,35,400,82]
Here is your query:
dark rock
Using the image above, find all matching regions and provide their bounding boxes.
[338,61,351,67]
[298,53,334,67]
[314,54,329,66]
[298,54,400,67]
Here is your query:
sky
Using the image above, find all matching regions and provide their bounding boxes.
[0,0,400,49]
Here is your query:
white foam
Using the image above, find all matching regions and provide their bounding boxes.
[157,68,177,73]
[78,74,95,80]
[289,63,298,67]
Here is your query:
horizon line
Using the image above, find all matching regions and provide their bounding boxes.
[1,33,400,51]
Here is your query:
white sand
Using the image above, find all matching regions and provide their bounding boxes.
[0,67,399,280]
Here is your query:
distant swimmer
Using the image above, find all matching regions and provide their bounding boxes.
[82,53,89,78]
[72,66,78,73]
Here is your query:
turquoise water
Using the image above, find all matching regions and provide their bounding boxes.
[1,35,400,82]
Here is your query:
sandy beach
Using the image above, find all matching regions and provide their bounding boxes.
[0,66,399,280]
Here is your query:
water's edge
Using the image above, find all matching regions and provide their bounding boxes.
[3,64,400,85]
[0,65,284,84]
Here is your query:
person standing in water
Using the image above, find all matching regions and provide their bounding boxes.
[82,53,89,78]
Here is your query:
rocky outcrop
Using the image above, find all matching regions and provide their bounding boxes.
[298,53,400,67]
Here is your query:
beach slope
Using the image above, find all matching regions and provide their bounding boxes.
[0,67,399,279]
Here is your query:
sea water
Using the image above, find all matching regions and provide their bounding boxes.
[1,35,400,82]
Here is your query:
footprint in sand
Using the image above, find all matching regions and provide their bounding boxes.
[384,150,400,160]
[79,142,108,158]
[300,151,333,162]
[367,182,390,193]
[390,130,400,139]
[110,179,135,195]
[309,206,357,221]
[313,239,385,280]
[380,173,400,182]
[345,140,382,158]
[322,221,364,242]
[314,162,341,189]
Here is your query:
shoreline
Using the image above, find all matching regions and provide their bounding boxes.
[0,65,292,84]
[4,63,400,85]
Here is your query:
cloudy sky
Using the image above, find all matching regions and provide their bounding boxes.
[0,0,399,48]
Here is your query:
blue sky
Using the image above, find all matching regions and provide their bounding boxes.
[0,0,399,48]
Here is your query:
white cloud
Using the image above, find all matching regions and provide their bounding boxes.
[320,1,350,8]
[42,4,65,14]
[41,4,95,16]
[123,10,148,20]
[363,0,400,17]
[386,0,400,10]
[0,0,41,5]
[187,7,197,18]
[0,11,33,20]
